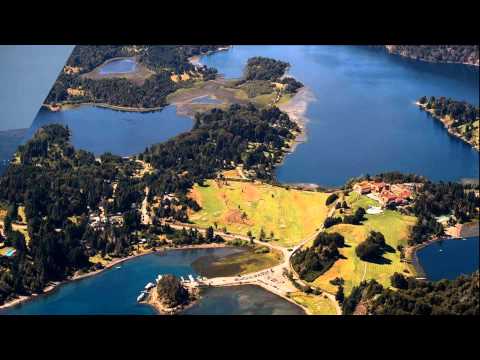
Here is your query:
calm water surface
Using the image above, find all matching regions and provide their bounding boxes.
[2,248,304,315]
[26,105,193,156]
[99,58,137,74]
[201,45,479,187]
[417,236,479,281]
[183,285,305,315]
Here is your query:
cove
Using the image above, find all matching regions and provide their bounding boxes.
[200,46,479,187]
[24,105,193,157]
[1,248,304,315]
[416,236,479,281]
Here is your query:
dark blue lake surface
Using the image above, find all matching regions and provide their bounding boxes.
[1,248,304,315]
[201,46,479,187]
[98,58,137,75]
[26,105,193,156]
[417,236,479,281]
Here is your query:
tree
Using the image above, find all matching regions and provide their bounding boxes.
[391,272,408,289]
[336,285,345,304]
[206,226,214,242]
[247,230,254,244]
[325,193,339,206]
[259,228,266,242]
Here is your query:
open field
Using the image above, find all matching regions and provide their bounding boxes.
[310,193,417,295]
[191,246,283,277]
[81,57,155,85]
[189,180,330,247]
[289,292,337,315]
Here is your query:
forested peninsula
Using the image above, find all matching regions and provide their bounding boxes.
[417,96,479,151]
[45,45,222,109]
[385,45,479,66]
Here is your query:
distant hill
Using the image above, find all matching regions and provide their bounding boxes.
[385,45,479,66]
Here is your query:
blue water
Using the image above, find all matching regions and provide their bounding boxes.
[25,105,193,156]
[417,236,479,281]
[1,248,303,315]
[201,45,479,187]
[98,58,137,75]
[0,45,73,131]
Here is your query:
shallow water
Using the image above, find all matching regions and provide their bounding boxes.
[201,45,479,187]
[191,95,222,104]
[183,285,305,315]
[25,105,193,156]
[98,58,137,75]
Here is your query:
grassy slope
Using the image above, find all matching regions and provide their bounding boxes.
[311,193,417,295]
[189,180,329,247]
[289,292,337,315]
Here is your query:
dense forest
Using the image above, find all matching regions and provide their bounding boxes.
[141,104,299,201]
[408,181,479,245]
[418,96,479,149]
[45,45,221,107]
[155,274,189,308]
[385,45,479,66]
[343,271,479,315]
[291,232,345,282]
[139,45,222,74]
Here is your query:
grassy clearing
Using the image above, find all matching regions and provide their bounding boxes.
[311,193,416,295]
[189,180,329,247]
[289,292,337,315]
[192,246,283,277]
[346,192,379,211]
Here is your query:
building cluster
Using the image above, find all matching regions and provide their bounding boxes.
[88,206,124,230]
[353,180,421,208]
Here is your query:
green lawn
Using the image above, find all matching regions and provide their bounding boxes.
[310,192,417,295]
[189,180,330,247]
[289,292,337,315]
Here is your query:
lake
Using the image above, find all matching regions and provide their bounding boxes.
[200,45,479,187]
[25,105,193,156]
[416,236,479,281]
[1,248,304,315]
[98,58,137,75]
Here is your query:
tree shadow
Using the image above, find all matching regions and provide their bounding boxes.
[362,255,392,265]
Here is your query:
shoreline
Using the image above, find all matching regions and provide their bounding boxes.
[42,102,167,113]
[415,101,479,152]
[406,222,480,279]
[0,243,230,311]
[385,47,480,67]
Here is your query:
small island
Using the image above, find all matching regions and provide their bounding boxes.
[417,96,479,151]
[143,274,198,314]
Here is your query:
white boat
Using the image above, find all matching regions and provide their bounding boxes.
[137,293,146,302]
[144,282,155,290]
[188,275,195,283]
[180,276,185,282]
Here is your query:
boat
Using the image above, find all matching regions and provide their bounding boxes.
[144,282,155,290]
[137,292,146,302]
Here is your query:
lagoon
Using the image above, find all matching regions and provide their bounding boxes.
[98,58,137,75]
[201,45,479,187]
[25,105,193,156]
